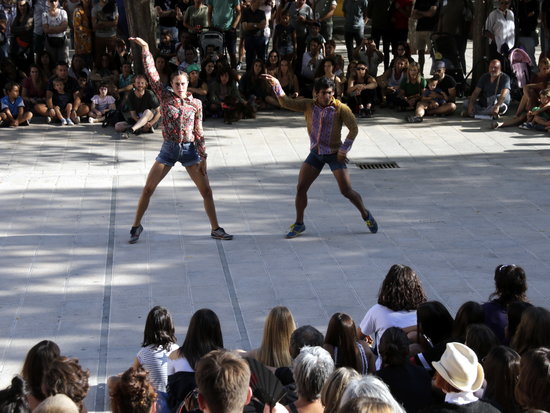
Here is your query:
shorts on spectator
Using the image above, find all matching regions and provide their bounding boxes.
[304,151,347,171]
[415,31,432,53]
[156,141,201,167]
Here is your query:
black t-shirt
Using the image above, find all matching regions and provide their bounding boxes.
[241,8,266,36]
[128,89,160,114]
[437,74,456,99]
[47,76,80,95]
[517,0,539,35]
[414,0,438,31]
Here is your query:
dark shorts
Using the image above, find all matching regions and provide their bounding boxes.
[304,151,347,171]
[156,141,201,167]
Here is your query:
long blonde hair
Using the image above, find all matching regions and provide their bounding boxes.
[257,306,296,367]
[321,367,361,413]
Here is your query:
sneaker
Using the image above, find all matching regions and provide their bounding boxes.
[46,116,52,124]
[211,227,233,240]
[61,118,67,126]
[66,118,74,126]
[21,120,30,126]
[286,223,306,238]
[407,115,423,123]
[519,122,533,130]
[88,117,95,123]
[121,127,135,139]
[129,225,143,244]
[365,211,378,233]
[74,116,80,124]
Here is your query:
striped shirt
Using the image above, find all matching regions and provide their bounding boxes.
[137,343,179,392]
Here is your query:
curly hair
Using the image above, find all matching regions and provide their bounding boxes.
[111,365,157,413]
[378,265,427,311]
[0,376,29,413]
[42,357,90,411]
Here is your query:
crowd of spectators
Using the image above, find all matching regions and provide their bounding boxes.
[1,0,549,130]
[1,263,549,413]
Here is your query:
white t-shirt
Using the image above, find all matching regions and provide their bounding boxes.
[42,8,68,38]
[359,303,417,350]
[167,355,194,375]
[91,94,116,112]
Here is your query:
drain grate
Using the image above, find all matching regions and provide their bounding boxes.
[354,161,400,170]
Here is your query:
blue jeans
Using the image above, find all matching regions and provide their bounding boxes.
[344,28,364,62]
[156,141,201,167]
[305,151,347,171]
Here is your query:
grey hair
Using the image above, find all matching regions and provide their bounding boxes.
[293,346,335,401]
[339,376,405,413]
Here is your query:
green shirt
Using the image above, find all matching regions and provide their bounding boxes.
[206,0,240,30]
[400,77,427,97]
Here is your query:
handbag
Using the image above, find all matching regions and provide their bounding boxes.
[47,35,65,48]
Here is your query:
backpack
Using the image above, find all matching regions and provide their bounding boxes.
[102,109,125,127]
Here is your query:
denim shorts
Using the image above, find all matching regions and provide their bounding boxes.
[156,141,201,167]
[304,151,347,171]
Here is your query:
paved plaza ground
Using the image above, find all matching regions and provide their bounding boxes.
[1,43,550,411]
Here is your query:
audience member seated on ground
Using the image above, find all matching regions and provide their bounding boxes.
[388,42,415,68]
[167,309,223,411]
[339,375,405,413]
[90,53,118,90]
[517,88,550,131]
[353,37,384,77]
[35,61,84,123]
[36,51,55,82]
[0,58,27,94]
[111,38,132,73]
[514,347,550,412]
[209,69,251,124]
[513,58,550,117]
[75,71,93,117]
[115,75,161,136]
[426,342,500,413]
[377,57,408,108]
[320,367,361,413]
[286,346,334,413]
[481,264,528,344]
[132,306,178,413]
[359,264,427,365]
[407,76,446,123]
[481,345,521,413]
[304,21,326,57]
[68,55,90,81]
[195,350,253,413]
[323,312,375,374]
[266,50,280,75]
[463,59,511,118]
[22,65,47,110]
[395,62,426,111]
[154,55,172,87]
[239,58,269,111]
[300,38,324,98]
[115,62,134,103]
[510,306,550,355]
[186,63,207,105]
[265,58,301,107]
[1,81,33,126]
[0,376,30,413]
[314,57,342,99]
[34,395,79,413]
[110,365,157,413]
[506,301,533,342]
[409,61,457,122]
[42,356,90,413]
[346,62,377,117]
[464,324,499,362]
[410,301,454,368]
[244,306,296,369]
[49,77,78,126]
[451,301,485,344]
[274,325,325,390]
[177,47,198,72]
[88,82,116,123]
[376,327,433,413]
[338,397,395,413]
[21,340,61,411]
[493,82,550,130]
[325,39,345,77]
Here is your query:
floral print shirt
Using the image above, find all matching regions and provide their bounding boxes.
[143,49,207,159]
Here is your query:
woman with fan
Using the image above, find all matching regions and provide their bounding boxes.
[323,313,375,375]
[245,306,296,369]
[167,309,223,411]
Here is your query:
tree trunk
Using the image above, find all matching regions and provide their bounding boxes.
[471,0,492,90]
[123,0,158,74]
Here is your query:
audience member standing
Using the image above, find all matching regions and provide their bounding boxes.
[516,0,539,70]
[91,0,119,70]
[288,0,314,74]
[411,0,438,76]
[366,0,392,71]
[42,0,68,63]
[155,0,178,41]
[342,0,368,62]
[314,0,336,41]
[206,0,241,69]
[72,0,93,66]
[241,0,266,71]
[484,0,515,63]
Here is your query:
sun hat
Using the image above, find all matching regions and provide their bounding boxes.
[432,342,484,392]
[186,64,201,74]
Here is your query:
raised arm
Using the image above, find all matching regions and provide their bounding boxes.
[129,37,163,97]
[261,73,308,112]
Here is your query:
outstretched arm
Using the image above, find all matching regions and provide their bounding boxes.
[261,74,308,112]
[129,37,163,97]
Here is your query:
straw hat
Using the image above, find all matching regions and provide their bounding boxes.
[432,342,484,392]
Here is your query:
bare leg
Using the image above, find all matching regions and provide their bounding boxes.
[295,163,322,223]
[132,161,172,227]
[332,168,369,220]
[426,102,457,116]
[186,162,220,230]
[131,109,154,132]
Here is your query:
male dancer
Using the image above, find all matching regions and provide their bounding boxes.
[262,74,378,238]
[128,37,232,243]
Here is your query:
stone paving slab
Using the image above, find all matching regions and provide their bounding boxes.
[1,101,550,411]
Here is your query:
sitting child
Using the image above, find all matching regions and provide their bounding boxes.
[519,88,550,131]
[421,76,446,110]
[1,82,33,127]
[51,77,75,126]
[88,82,116,123]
